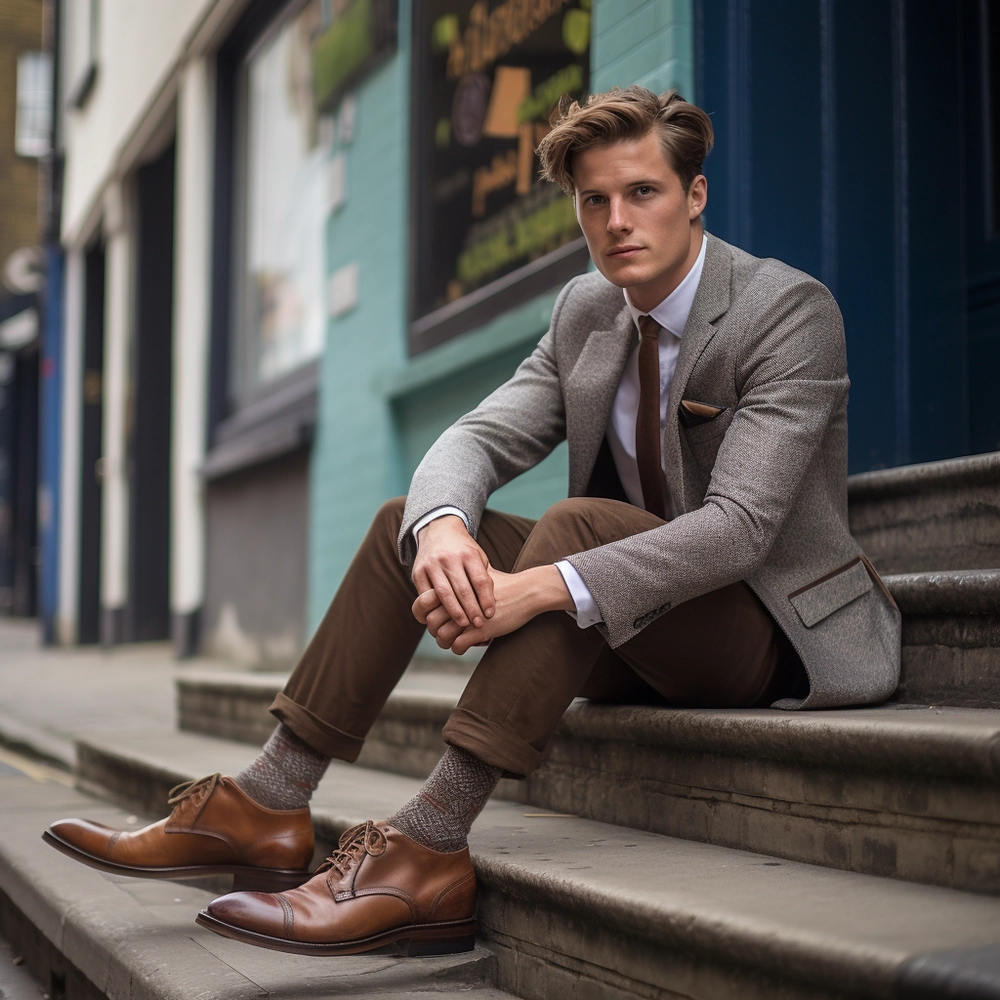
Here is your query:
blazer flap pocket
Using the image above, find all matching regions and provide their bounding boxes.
[788,558,872,628]
[679,399,726,428]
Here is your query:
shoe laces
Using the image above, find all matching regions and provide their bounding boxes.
[317,820,387,878]
[167,772,222,822]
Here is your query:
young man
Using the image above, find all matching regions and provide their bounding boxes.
[45,88,900,957]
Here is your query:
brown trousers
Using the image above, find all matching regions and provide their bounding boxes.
[271,497,803,777]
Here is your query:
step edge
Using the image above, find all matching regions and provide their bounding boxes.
[847,451,1000,500]
[174,687,1000,781]
[885,569,1000,615]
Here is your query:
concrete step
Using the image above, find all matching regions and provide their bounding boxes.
[891,569,1000,707]
[65,727,1000,1000]
[178,571,1000,765]
[848,450,1000,573]
[175,670,1000,894]
[0,750,510,1000]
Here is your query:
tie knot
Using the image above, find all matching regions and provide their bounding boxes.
[638,315,660,341]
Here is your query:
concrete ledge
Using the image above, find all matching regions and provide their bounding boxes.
[64,729,1000,1000]
[886,570,1000,707]
[848,452,1000,573]
[554,702,1000,779]
[179,669,1000,780]
[848,451,1000,500]
[886,569,1000,615]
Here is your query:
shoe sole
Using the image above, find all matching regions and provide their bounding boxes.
[195,909,477,957]
[41,829,312,891]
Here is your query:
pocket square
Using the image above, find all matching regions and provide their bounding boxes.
[679,399,725,428]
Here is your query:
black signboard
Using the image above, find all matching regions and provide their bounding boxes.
[410,0,592,353]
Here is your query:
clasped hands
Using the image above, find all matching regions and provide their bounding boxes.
[411,515,574,655]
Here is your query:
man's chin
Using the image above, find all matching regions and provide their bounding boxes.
[595,260,655,290]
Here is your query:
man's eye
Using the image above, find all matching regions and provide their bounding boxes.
[587,195,604,205]
[636,186,652,196]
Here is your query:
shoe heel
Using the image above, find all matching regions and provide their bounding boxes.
[397,927,477,957]
[232,869,310,893]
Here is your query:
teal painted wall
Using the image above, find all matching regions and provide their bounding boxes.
[308,0,694,633]
[307,3,413,628]
[592,0,693,98]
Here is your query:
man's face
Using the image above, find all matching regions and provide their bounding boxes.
[573,132,707,312]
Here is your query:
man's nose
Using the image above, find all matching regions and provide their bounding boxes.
[606,198,631,233]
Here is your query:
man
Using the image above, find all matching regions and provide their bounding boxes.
[45,87,900,958]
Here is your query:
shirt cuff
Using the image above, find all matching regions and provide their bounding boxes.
[555,560,603,628]
[412,506,471,544]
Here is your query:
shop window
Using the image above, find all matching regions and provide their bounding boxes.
[15,53,52,157]
[231,0,398,393]
[234,1,328,390]
[410,0,592,354]
[207,0,398,475]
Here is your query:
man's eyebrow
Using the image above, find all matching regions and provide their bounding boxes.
[577,179,661,196]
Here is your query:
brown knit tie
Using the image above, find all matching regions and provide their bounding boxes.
[636,315,667,519]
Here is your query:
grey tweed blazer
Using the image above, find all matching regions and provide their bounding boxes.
[399,234,901,709]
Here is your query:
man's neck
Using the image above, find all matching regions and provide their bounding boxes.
[625,223,704,314]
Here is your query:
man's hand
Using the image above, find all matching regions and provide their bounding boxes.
[412,515,495,630]
[413,565,575,655]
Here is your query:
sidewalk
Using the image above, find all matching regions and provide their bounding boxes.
[0,620,465,769]
[0,619,232,767]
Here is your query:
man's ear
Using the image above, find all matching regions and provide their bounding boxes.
[688,174,708,221]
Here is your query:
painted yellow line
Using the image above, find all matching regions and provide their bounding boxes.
[0,745,73,785]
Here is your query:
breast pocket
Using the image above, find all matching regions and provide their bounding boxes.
[678,399,732,468]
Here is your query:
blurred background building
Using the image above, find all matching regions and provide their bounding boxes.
[0,0,47,619]
[8,0,998,666]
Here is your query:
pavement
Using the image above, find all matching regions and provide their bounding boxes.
[0,618,465,769]
[0,618,222,767]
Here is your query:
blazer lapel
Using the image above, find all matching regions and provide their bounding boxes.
[662,234,732,513]
[566,302,636,497]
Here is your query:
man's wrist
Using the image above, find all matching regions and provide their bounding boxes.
[416,513,468,545]
[525,564,575,614]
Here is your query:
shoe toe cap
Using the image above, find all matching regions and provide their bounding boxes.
[207,892,289,937]
[48,817,120,856]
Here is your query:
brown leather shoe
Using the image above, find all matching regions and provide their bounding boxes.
[43,773,314,891]
[196,820,477,956]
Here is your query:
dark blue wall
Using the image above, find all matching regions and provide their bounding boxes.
[695,0,995,472]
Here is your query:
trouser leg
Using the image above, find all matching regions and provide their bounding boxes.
[269,497,535,760]
[444,497,789,777]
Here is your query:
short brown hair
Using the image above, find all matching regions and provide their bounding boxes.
[537,86,714,195]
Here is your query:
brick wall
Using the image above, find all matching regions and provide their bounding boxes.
[0,0,43,274]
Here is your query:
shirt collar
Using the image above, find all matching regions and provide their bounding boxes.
[623,233,708,338]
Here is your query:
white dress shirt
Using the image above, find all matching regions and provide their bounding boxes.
[415,235,709,629]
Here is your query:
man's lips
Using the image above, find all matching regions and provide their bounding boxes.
[607,245,644,258]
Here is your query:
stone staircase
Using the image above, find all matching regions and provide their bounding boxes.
[2,451,999,998]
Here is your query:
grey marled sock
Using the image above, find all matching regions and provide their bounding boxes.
[235,723,329,810]
[389,745,501,852]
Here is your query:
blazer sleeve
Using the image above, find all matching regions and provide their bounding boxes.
[396,277,579,565]
[565,275,851,648]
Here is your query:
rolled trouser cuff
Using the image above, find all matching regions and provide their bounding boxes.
[442,707,543,778]
[269,693,366,762]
